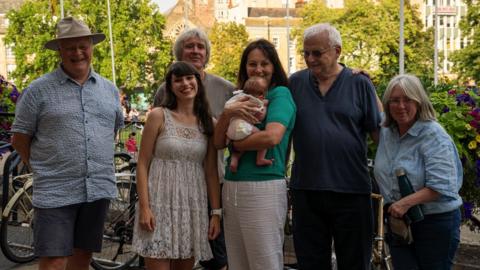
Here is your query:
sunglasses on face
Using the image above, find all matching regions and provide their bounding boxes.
[302,46,334,58]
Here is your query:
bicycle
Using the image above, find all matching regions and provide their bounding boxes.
[0,151,139,266]
[0,172,35,263]
[0,140,35,263]
[91,153,139,270]
[370,193,393,270]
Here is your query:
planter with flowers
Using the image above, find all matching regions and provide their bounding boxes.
[429,84,480,222]
[0,75,19,144]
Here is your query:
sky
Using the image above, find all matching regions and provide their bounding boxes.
[153,0,178,13]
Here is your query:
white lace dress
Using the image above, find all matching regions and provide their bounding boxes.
[132,108,212,260]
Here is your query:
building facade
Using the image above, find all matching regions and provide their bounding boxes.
[244,7,301,74]
[0,0,23,80]
[413,0,469,77]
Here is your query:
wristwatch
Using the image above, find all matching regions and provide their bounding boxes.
[210,208,223,219]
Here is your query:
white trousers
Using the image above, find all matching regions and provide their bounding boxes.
[223,180,287,270]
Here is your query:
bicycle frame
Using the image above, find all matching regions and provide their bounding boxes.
[371,192,393,270]
[1,175,33,219]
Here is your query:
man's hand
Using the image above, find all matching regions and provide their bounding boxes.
[352,68,371,79]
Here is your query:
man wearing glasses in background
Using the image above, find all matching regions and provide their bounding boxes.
[288,23,382,270]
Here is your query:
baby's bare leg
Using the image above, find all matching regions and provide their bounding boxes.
[230,150,243,173]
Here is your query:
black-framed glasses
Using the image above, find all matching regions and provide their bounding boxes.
[302,47,333,58]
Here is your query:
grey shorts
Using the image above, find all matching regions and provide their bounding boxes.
[33,199,110,257]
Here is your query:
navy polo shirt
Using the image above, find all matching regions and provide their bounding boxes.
[289,67,381,194]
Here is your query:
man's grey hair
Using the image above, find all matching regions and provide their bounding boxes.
[173,28,211,66]
[303,23,342,48]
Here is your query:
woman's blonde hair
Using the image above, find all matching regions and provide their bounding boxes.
[382,74,436,127]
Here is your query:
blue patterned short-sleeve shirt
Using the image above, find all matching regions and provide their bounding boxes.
[12,67,124,208]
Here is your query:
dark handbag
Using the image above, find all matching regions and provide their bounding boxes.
[387,215,413,245]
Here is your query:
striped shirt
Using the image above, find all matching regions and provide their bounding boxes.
[12,66,124,208]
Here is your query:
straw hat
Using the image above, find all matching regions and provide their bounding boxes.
[44,17,106,51]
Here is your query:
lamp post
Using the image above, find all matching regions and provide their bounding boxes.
[434,2,439,86]
[286,0,290,75]
[399,0,404,74]
[107,0,116,86]
[261,16,271,41]
[267,19,270,41]
[60,0,64,18]
[184,0,189,30]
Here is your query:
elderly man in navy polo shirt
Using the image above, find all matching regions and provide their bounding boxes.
[289,23,381,270]
[12,17,123,270]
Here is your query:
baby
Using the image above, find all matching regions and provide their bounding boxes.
[225,76,273,173]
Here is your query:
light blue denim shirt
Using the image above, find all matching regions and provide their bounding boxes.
[12,66,124,208]
[374,120,463,215]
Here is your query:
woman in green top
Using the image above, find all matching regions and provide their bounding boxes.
[214,39,296,270]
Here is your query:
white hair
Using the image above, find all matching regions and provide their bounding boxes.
[382,74,437,127]
[303,23,342,48]
[173,28,211,66]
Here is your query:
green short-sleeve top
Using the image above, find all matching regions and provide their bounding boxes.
[225,85,296,181]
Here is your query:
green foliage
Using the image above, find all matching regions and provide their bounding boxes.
[429,84,480,208]
[450,0,480,83]
[5,0,173,97]
[207,22,249,84]
[293,0,434,87]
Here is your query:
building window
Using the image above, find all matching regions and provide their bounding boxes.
[6,47,14,58]
[272,37,279,49]
[7,64,16,73]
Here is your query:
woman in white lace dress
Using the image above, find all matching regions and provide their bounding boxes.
[133,61,221,270]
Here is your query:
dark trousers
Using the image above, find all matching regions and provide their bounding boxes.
[292,190,373,270]
[200,184,228,270]
[387,208,461,270]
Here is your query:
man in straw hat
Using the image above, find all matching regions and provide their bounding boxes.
[11,17,123,270]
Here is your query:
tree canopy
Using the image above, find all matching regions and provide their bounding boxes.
[451,0,480,83]
[294,0,434,90]
[207,22,249,84]
[5,0,173,96]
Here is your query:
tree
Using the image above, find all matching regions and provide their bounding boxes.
[292,0,434,89]
[4,0,173,96]
[207,22,249,84]
[451,0,480,83]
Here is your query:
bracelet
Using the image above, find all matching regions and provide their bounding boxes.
[210,208,223,219]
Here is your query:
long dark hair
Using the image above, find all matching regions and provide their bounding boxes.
[237,39,289,89]
[163,61,213,136]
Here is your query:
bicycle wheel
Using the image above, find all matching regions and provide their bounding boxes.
[91,171,138,270]
[0,175,35,263]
